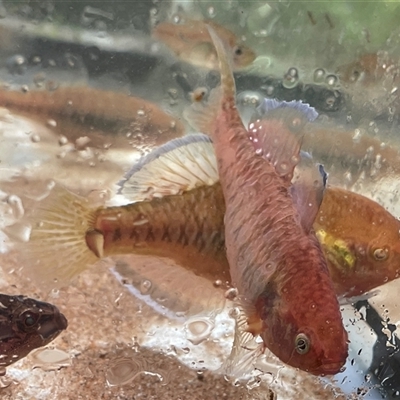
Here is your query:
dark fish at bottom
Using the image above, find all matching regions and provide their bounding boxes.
[0,294,67,367]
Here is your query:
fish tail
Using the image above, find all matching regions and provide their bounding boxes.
[206,25,236,102]
[8,185,99,288]
[184,24,236,137]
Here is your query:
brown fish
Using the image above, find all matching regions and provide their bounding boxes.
[153,19,255,70]
[337,52,399,87]
[0,294,67,367]
[0,86,184,150]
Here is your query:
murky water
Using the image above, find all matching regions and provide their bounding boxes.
[1,1,400,399]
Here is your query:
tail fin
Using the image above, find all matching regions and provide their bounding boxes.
[184,24,236,136]
[6,185,99,288]
[206,25,236,101]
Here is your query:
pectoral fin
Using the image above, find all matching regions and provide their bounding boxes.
[291,155,328,233]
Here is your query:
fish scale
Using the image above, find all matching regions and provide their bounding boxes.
[184,25,348,375]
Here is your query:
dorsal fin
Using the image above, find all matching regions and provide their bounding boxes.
[258,99,318,122]
[118,134,218,201]
[247,100,319,183]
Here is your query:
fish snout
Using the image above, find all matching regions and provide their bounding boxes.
[317,360,345,375]
[38,308,68,340]
[57,311,68,331]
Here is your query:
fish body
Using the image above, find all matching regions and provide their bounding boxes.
[184,28,347,375]
[153,19,255,70]
[0,86,184,150]
[91,183,229,282]
[0,294,67,367]
[315,186,400,298]
[337,52,398,87]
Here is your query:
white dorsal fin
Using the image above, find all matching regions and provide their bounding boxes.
[118,134,218,201]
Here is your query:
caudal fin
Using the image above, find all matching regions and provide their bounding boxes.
[184,24,236,136]
[6,185,99,288]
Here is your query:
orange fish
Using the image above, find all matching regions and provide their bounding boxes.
[336,52,398,87]
[315,187,400,298]
[0,86,185,150]
[153,19,255,70]
[184,27,347,375]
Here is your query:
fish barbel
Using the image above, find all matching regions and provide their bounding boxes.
[153,19,255,70]
[0,294,67,367]
[184,27,347,375]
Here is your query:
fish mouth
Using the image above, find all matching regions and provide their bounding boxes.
[39,311,68,340]
[313,361,344,376]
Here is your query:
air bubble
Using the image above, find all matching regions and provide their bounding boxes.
[224,288,238,301]
[207,6,216,18]
[313,68,325,83]
[47,119,57,128]
[6,55,27,75]
[185,317,214,345]
[30,348,71,371]
[140,279,152,294]
[6,195,24,219]
[33,73,46,87]
[172,14,181,24]
[106,357,145,387]
[30,133,41,143]
[325,74,338,86]
[282,67,299,89]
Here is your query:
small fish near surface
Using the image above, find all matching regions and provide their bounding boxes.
[0,294,67,367]
[153,19,256,70]
[183,26,348,375]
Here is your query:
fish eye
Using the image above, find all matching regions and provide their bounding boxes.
[19,311,40,331]
[373,247,388,261]
[234,46,243,56]
[295,333,310,355]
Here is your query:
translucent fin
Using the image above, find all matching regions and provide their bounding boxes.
[184,89,221,135]
[220,303,264,379]
[6,185,98,288]
[258,99,318,122]
[338,289,380,306]
[117,134,218,201]
[291,156,328,233]
[248,118,302,182]
[206,24,236,103]
[183,24,235,136]
[112,254,226,320]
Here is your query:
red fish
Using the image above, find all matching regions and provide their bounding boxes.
[185,27,348,375]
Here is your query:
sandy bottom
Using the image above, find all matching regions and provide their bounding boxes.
[0,250,350,400]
